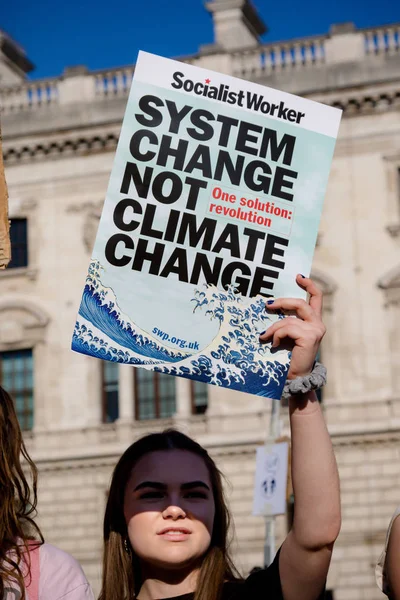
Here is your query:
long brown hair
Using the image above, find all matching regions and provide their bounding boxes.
[99,429,240,600]
[0,386,44,600]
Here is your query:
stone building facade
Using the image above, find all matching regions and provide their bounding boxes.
[1,2,400,598]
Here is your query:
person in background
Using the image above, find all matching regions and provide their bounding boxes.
[99,275,341,600]
[376,507,400,599]
[0,385,94,600]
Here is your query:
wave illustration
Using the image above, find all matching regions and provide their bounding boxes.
[72,260,290,397]
[73,260,191,363]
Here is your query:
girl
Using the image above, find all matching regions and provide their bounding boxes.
[100,275,341,600]
[0,385,94,600]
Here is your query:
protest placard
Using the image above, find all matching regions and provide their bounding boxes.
[72,51,342,398]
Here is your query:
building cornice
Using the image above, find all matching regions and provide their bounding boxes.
[3,130,119,164]
[25,421,400,471]
[2,81,400,166]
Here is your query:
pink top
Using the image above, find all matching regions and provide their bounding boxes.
[3,543,95,600]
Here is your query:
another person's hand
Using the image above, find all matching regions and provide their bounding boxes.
[259,275,326,380]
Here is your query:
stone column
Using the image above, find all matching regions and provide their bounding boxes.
[205,0,266,51]
[321,294,336,400]
[378,271,400,396]
[58,66,96,105]
[175,378,192,419]
[31,341,48,431]
[324,23,365,65]
[310,268,337,401]
[387,301,400,395]
[118,364,135,422]
[85,356,103,427]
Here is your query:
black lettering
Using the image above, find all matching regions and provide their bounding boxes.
[242,227,266,261]
[135,95,164,127]
[216,114,239,147]
[262,234,289,269]
[184,145,212,178]
[185,177,208,211]
[113,199,142,232]
[194,82,205,95]
[171,72,184,90]
[259,129,296,166]
[129,129,157,162]
[141,204,163,239]
[260,101,271,115]
[235,120,262,156]
[212,224,240,258]
[105,234,134,267]
[157,135,188,171]
[164,209,181,242]
[120,162,152,198]
[131,238,165,275]
[271,167,298,201]
[244,160,272,194]
[236,90,245,107]
[184,79,194,92]
[270,104,279,116]
[165,100,192,134]
[246,92,263,111]
[214,151,244,186]
[159,247,189,281]
[277,102,288,120]
[177,213,217,250]
[152,171,183,204]
[221,261,251,295]
[187,109,215,141]
[249,266,279,297]
[190,252,223,285]
[227,91,238,105]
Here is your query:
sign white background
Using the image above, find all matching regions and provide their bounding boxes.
[253,442,289,516]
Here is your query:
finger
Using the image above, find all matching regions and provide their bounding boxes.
[296,274,323,317]
[260,318,292,340]
[271,324,304,348]
[260,319,304,343]
[265,297,315,322]
[260,318,325,344]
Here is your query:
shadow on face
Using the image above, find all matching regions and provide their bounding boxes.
[124,449,216,574]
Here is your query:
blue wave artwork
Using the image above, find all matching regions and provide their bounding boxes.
[72,260,290,398]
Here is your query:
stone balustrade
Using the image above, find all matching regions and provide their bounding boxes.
[231,35,327,78]
[0,23,399,116]
[93,65,135,98]
[0,77,60,113]
[364,23,400,55]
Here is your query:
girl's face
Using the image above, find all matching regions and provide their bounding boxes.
[124,449,215,573]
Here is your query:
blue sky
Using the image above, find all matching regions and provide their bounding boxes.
[2,0,400,80]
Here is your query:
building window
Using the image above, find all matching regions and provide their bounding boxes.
[0,349,34,430]
[135,370,176,420]
[191,380,208,414]
[8,218,28,269]
[101,361,119,423]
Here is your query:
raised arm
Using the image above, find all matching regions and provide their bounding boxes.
[260,275,341,600]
